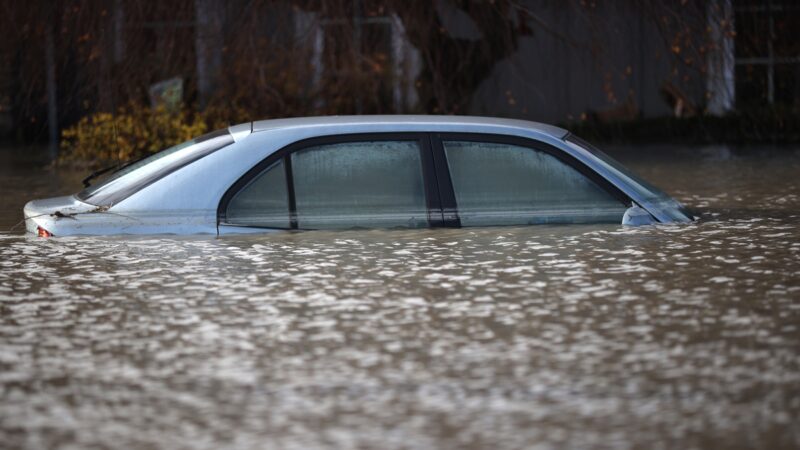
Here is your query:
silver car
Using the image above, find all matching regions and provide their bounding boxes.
[24,115,692,236]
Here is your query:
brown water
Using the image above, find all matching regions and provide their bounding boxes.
[1,145,799,449]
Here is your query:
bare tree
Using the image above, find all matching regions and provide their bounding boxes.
[392,0,529,113]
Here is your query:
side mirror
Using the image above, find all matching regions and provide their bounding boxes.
[622,205,657,226]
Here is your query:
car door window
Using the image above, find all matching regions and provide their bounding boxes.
[442,140,626,226]
[291,140,427,229]
[226,160,290,229]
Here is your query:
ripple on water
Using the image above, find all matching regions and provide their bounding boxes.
[0,217,799,449]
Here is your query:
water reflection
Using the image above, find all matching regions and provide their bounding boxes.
[0,145,799,448]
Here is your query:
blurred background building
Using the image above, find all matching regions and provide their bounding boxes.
[0,0,796,149]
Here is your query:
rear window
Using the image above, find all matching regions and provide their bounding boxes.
[77,129,234,207]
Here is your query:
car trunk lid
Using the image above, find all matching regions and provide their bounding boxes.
[23,195,98,235]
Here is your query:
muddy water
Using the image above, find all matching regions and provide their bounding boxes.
[0,145,799,449]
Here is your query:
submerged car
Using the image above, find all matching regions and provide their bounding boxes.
[24,116,692,236]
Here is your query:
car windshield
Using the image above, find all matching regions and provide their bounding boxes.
[564,134,693,222]
[77,128,234,207]
[564,134,675,201]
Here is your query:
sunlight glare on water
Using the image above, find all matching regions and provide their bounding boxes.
[0,145,799,449]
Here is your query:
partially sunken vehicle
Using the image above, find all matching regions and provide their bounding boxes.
[24,116,692,237]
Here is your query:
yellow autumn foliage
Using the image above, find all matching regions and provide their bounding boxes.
[59,103,209,166]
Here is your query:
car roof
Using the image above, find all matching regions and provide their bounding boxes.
[244,115,569,139]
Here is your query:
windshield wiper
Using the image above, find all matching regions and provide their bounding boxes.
[82,164,120,187]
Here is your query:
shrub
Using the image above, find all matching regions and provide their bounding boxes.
[59,103,208,166]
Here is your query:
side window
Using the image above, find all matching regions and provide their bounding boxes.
[226,160,290,229]
[443,140,626,226]
[291,140,427,229]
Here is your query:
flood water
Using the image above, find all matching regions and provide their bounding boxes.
[1,144,799,449]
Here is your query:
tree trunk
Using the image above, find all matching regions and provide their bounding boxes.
[113,0,125,63]
[706,0,735,115]
[45,14,58,159]
[195,0,223,109]
[392,1,525,114]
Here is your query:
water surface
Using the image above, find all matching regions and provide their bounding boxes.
[1,145,799,449]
